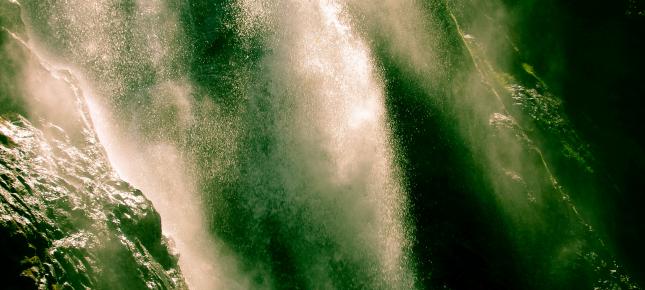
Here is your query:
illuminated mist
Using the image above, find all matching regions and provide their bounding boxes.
[15,0,245,289]
[13,0,414,288]
[2,0,643,289]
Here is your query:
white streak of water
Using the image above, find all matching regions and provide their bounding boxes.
[237,0,414,287]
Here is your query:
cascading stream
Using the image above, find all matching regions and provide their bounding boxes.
[4,0,640,288]
[13,0,415,288]
[230,0,414,287]
[15,0,244,289]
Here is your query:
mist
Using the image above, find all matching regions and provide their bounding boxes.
[2,0,641,288]
[11,0,416,288]
[11,0,245,289]
[345,0,636,287]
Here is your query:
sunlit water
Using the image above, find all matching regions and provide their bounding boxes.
[12,0,414,288]
[4,0,639,288]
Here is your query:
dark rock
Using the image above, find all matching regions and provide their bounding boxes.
[0,116,187,290]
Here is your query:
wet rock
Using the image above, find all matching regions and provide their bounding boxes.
[0,116,186,290]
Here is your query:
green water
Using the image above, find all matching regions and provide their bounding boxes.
[1,0,644,289]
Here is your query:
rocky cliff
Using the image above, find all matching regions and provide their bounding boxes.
[0,112,187,290]
[0,114,187,289]
[1,2,187,287]
[0,2,187,289]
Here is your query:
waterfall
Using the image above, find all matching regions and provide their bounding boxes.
[231,0,414,287]
[13,0,414,288]
[3,0,641,288]
[15,0,245,289]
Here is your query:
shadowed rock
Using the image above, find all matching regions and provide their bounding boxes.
[0,116,187,290]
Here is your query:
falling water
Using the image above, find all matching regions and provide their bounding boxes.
[14,0,245,288]
[230,0,413,287]
[11,0,414,288]
[3,0,642,288]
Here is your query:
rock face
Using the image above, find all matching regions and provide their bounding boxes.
[0,115,186,289]
[1,3,186,288]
